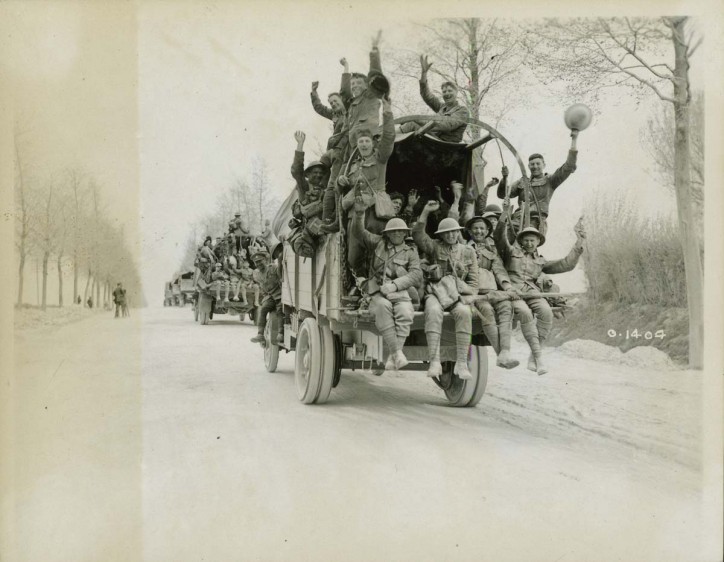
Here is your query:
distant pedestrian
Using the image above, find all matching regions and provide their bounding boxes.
[113,282,127,318]
[87,296,93,309]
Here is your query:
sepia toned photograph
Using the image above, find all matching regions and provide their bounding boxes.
[1,1,722,561]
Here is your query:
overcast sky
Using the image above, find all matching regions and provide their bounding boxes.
[3,0,714,306]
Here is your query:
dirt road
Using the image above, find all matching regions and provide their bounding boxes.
[7,306,716,562]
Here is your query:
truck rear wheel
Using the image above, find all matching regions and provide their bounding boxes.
[316,324,339,403]
[441,346,488,407]
[295,317,325,404]
[264,313,280,373]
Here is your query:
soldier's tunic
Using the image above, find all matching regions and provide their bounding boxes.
[400,79,469,143]
[346,46,384,147]
[253,263,283,336]
[468,240,513,327]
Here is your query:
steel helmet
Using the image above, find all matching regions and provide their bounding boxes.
[304,160,328,175]
[251,249,270,261]
[382,218,410,233]
[484,203,502,216]
[465,215,493,232]
[516,226,545,246]
[434,217,463,235]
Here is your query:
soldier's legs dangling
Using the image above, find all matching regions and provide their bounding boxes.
[392,299,414,369]
[493,299,518,369]
[251,297,276,343]
[474,300,499,353]
[513,299,546,375]
[369,294,400,361]
[450,302,473,380]
[423,295,444,377]
[527,297,553,362]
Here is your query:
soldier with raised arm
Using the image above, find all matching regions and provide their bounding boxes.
[498,200,586,375]
[412,200,478,380]
[398,55,469,143]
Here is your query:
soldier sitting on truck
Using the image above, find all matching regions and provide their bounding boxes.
[351,195,423,372]
[338,96,396,274]
[412,201,478,380]
[289,130,328,258]
[311,57,352,232]
[250,249,284,346]
[198,237,217,280]
[211,262,231,303]
[239,254,260,307]
[466,215,519,369]
[497,201,586,375]
[225,252,242,302]
[397,55,469,143]
[496,130,579,240]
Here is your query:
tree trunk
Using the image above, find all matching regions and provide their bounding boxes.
[57,254,64,307]
[83,268,91,303]
[17,251,25,306]
[41,251,49,311]
[96,275,101,309]
[670,17,704,368]
[73,251,79,303]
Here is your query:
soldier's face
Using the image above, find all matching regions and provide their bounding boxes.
[307,167,325,186]
[440,231,459,245]
[488,216,498,230]
[350,77,367,98]
[441,84,457,103]
[328,94,344,112]
[392,199,402,214]
[469,221,489,243]
[528,157,545,178]
[386,230,407,245]
[357,136,374,156]
[519,234,540,252]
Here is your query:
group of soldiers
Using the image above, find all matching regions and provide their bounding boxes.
[283,32,586,376]
[193,213,284,346]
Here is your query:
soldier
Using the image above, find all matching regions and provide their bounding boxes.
[112,282,126,319]
[226,252,242,302]
[239,255,260,307]
[465,216,519,369]
[346,31,389,147]
[289,130,328,257]
[338,96,396,273]
[412,201,478,380]
[397,55,469,143]
[496,130,579,239]
[250,249,284,346]
[497,204,586,375]
[198,237,216,281]
[311,57,352,230]
[351,195,423,371]
[211,262,231,303]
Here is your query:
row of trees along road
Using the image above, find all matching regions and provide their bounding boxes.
[14,127,141,311]
[387,17,703,368]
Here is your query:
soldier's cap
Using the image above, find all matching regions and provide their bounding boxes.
[304,161,328,175]
[234,212,241,216]
[369,73,390,98]
[482,211,499,221]
[204,235,212,243]
[270,243,283,261]
[528,153,545,161]
[435,217,463,235]
[215,262,222,267]
[484,203,502,215]
[382,217,409,233]
[465,215,493,232]
[516,226,546,246]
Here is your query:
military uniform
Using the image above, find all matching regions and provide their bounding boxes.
[346,46,384,147]
[352,213,422,358]
[399,79,469,143]
[211,267,230,302]
[253,261,283,341]
[290,150,326,257]
[412,220,478,378]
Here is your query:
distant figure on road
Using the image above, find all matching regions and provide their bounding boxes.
[87,296,93,309]
[113,282,127,318]
[76,295,82,305]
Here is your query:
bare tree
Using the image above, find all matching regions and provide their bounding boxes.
[13,129,34,306]
[525,16,704,367]
[66,167,89,304]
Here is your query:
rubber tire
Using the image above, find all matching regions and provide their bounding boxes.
[442,346,488,407]
[316,324,339,404]
[264,313,280,373]
[294,317,323,404]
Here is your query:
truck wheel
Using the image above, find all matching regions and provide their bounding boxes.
[264,313,280,373]
[294,317,323,404]
[316,324,339,403]
[441,346,488,407]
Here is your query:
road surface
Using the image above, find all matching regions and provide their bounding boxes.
[7,306,717,562]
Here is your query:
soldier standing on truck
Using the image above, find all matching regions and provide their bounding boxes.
[351,196,423,372]
[465,216,519,369]
[397,54,469,143]
[310,57,351,232]
[496,130,579,240]
[289,130,328,257]
[497,202,586,375]
[412,201,478,380]
[250,249,284,346]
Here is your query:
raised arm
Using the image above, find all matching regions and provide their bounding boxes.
[411,201,439,259]
[550,132,579,189]
[542,218,585,274]
[369,31,382,75]
[291,131,308,196]
[310,82,333,120]
[494,201,515,263]
[376,98,396,163]
[339,58,352,106]
[418,54,442,112]
[475,177,500,216]
[351,195,381,251]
